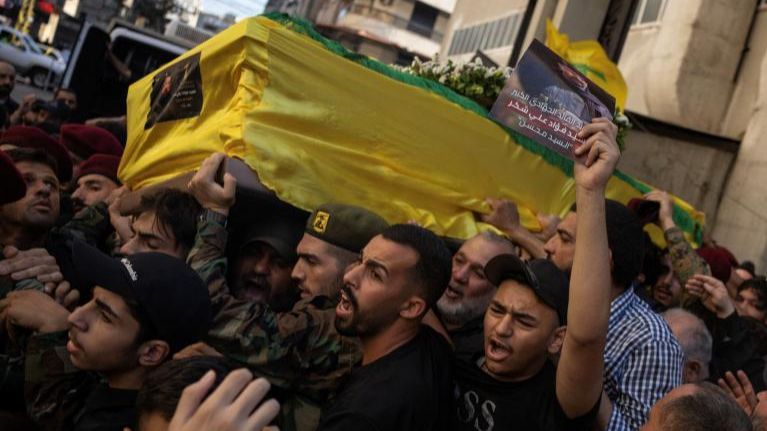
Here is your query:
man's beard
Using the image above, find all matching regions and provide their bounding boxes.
[437,287,495,327]
[334,284,395,338]
[232,274,270,303]
[0,85,11,99]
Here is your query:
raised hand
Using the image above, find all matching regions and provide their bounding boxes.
[644,190,675,230]
[168,369,280,431]
[0,246,63,284]
[718,370,758,416]
[685,274,735,319]
[187,153,237,217]
[481,198,521,233]
[573,117,620,192]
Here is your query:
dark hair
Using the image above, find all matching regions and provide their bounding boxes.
[571,199,644,288]
[6,147,59,178]
[739,261,757,277]
[136,356,233,420]
[54,87,76,98]
[139,189,202,255]
[659,383,751,431]
[738,278,767,311]
[641,233,666,288]
[380,224,452,310]
[124,296,160,348]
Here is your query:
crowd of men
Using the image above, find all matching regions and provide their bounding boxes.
[0,52,766,431]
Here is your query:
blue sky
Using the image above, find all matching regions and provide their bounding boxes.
[202,0,267,20]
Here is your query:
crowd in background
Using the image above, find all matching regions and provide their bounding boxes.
[0,54,766,431]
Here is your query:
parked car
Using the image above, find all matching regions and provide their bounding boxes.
[0,24,66,87]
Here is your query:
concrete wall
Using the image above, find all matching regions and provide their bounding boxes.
[714,44,767,269]
[618,24,661,115]
[618,128,736,227]
[722,8,767,139]
[620,0,754,135]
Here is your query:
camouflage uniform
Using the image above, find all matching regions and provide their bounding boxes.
[24,330,96,429]
[663,227,711,308]
[188,218,361,431]
[1,202,114,413]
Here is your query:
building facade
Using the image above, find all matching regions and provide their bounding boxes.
[312,0,454,64]
[439,0,767,269]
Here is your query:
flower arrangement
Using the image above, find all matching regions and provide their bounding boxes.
[395,55,512,110]
[396,55,630,151]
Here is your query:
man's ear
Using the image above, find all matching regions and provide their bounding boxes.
[399,296,428,320]
[684,360,701,383]
[137,340,170,367]
[547,326,566,356]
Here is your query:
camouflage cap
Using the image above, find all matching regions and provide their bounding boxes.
[305,203,388,253]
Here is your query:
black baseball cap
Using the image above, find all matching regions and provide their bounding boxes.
[484,254,570,325]
[241,215,306,263]
[71,241,212,353]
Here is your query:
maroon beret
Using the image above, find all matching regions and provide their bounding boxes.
[0,125,73,182]
[60,124,123,160]
[697,246,739,283]
[0,150,26,205]
[76,154,121,185]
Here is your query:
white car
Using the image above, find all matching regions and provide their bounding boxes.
[0,25,66,87]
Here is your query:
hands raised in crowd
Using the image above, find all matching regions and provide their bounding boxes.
[573,117,620,191]
[718,370,767,430]
[0,246,77,338]
[686,274,735,319]
[168,369,280,431]
[188,152,237,216]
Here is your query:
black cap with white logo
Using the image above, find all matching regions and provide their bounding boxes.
[71,241,212,353]
[484,254,570,325]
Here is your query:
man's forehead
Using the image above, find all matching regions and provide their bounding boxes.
[494,280,548,312]
[77,174,112,186]
[243,240,280,257]
[297,233,328,253]
[559,212,577,233]
[135,211,173,239]
[92,286,130,314]
[362,235,417,268]
[460,235,510,265]
[15,160,56,178]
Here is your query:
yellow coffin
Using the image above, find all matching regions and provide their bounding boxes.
[120,14,704,246]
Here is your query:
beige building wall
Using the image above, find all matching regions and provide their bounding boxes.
[618,129,736,225]
[722,7,767,139]
[619,0,754,135]
[714,40,767,268]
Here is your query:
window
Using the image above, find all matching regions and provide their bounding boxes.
[447,12,523,56]
[631,0,668,26]
[408,1,439,38]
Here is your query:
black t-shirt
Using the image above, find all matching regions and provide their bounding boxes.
[451,358,598,431]
[73,383,137,431]
[317,326,454,431]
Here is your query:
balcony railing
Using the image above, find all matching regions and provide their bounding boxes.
[345,3,444,43]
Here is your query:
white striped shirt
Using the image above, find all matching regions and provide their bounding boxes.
[604,288,683,430]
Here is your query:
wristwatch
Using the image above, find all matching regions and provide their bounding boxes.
[200,209,228,227]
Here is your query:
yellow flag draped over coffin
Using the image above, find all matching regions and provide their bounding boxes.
[545,20,628,113]
[120,15,704,245]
